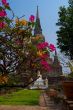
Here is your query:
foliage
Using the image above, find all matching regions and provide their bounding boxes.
[56,0,73,59]
[68,72,73,77]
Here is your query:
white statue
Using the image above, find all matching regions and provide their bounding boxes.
[30,71,48,89]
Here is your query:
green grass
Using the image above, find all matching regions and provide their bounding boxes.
[0,89,41,105]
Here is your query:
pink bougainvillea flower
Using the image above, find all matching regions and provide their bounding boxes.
[0,22,5,28]
[2,0,7,4]
[2,0,9,6]
[5,2,9,7]
[37,44,43,50]
[48,44,56,52]
[0,10,7,17]
[44,66,52,71]
[44,64,52,71]
[43,42,49,47]
[41,60,49,66]
[2,0,9,8]
[29,15,35,22]
[41,42,49,48]
[37,42,49,50]
[41,60,52,71]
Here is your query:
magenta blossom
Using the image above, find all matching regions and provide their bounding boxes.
[0,22,5,28]
[41,60,49,65]
[43,66,51,71]
[2,0,9,6]
[48,44,56,52]
[0,10,7,17]
[37,42,49,50]
[29,15,35,22]
[2,0,7,4]
[41,60,52,71]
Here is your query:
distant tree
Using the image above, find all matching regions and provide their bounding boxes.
[56,0,73,60]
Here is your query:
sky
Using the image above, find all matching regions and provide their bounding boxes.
[8,0,68,48]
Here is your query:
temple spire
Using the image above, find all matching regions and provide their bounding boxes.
[36,6,39,19]
[53,50,62,75]
[53,50,59,65]
[34,6,42,35]
[55,50,57,56]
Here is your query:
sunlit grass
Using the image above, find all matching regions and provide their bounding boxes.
[0,89,41,105]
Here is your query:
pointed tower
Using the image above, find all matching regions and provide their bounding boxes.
[53,50,59,66]
[34,6,42,35]
[53,50,62,76]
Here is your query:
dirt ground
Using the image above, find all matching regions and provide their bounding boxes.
[0,105,47,110]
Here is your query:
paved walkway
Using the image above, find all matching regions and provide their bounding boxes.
[40,91,60,110]
[0,90,60,110]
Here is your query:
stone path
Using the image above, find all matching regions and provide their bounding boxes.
[0,105,47,110]
[43,92,59,110]
[0,90,60,110]
[40,92,61,110]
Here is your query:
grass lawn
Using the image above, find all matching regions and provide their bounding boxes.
[0,89,41,105]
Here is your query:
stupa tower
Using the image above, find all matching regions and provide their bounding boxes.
[53,50,62,76]
[34,6,42,35]
[34,6,45,41]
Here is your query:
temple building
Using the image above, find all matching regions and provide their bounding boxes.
[34,6,62,79]
[30,6,63,89]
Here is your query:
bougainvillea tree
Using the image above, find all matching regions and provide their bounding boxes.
[0,0,56,86]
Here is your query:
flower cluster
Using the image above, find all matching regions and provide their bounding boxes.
[36,42,56,72]
[49,44,56,52]
[0,75,8,84]
[2,0,9,7]
[37,50,49,58]
[0,10,7,17]
[0,22,5,28]
[0,0,10,29]
[41,60,51,71]
[15,19,28,26]
[14,15,35,46]
[29,15,35,22]
[37,42,55,52]
[37,42,48,50]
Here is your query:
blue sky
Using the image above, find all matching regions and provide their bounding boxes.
[8,0,68,48]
